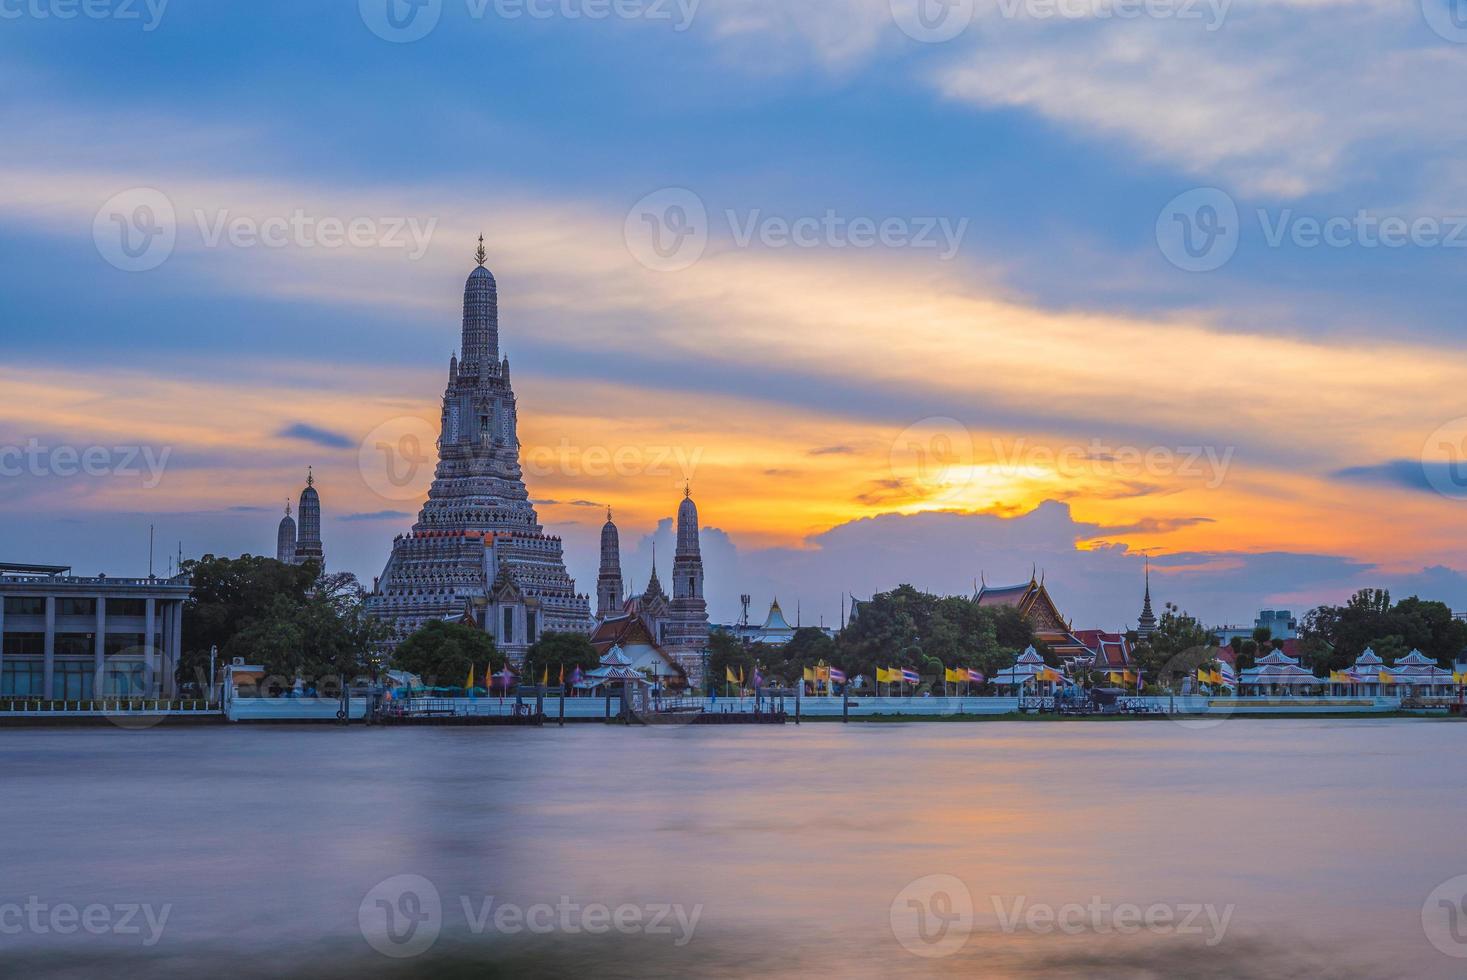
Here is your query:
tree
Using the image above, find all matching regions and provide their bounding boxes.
[1302,589,1467,667]
[392,620,502,688]
[1130,603,1216,690]
[708,631,755,691]
[178,554,318,688]
[526,631,599,684]
[832,584,1032,688]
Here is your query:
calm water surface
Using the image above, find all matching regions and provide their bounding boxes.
[2,719,1465,978]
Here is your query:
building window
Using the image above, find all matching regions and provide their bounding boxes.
[1,660,43,697]
[57,598,96,617]
[503,608,515,644]
[105,664,146,697]
[105,633,147,657]
[54,661,95,699]
[526,611,537,644]
[108,599,147,617]
[3,633,45,657]
[55,633,95,656]
[3,596,45,616]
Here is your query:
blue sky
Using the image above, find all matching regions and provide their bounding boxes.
[4,0,1467,628]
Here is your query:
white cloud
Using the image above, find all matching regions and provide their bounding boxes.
[700,0,1467,199]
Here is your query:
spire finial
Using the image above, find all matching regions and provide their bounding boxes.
[475,234,487,267]
[307,465,313,488]
[684,480,691,499]
[606,505,613,523]
[285,499,291,516]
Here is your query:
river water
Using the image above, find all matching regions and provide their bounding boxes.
[2,719,1465,978]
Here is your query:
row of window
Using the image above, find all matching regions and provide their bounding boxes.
[1,633,161,656]
[2,597,152,617]
[500,609,537,645]
[1,660,148,698]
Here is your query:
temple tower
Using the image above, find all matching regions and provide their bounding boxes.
[597,507,625,617]
[365,241,592,661]
[1137,558,1158,640]
[667,484,710,680]
[293,468,324,569]
[276,500,297,564]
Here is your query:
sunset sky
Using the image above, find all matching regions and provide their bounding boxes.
[4,1,1467,629]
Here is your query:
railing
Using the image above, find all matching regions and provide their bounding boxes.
[0,698,215,713]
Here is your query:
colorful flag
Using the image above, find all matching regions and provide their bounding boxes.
[726,666,739,684]
[753,667,764,689]
[803,667,816,682]
[967,668,985,684]
[540,665,548,687]
[828,667,846,684]
[569,666,583,686]
[900,667,920,684]
[1219,662,1236,686]
[466,664,475,691]
[559,664,565,686]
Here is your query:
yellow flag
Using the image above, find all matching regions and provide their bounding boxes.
[1379,671,1395,685]
[803,667,815,682]
[726,666,738,684]
[466,665,475,690]
[540,665,548,686]
[877,667,891,683]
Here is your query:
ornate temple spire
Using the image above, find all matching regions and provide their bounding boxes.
[597,504,624,617]
[462,239,499,366]
[1137,557,1158,639]
[307,465,313,488]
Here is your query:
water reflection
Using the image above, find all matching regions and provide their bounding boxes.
[1,720,1463,977]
